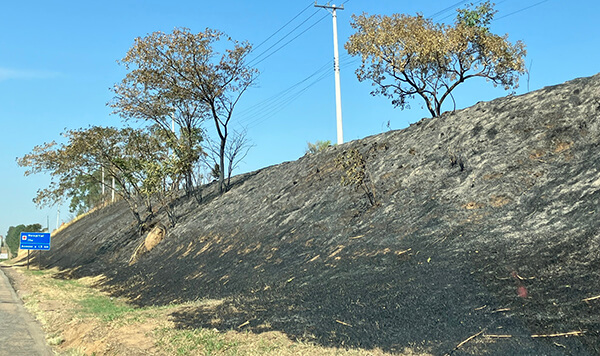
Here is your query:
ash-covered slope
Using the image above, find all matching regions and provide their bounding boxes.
[43,74,600,355]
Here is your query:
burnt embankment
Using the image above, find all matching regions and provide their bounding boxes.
[36,74,600,355]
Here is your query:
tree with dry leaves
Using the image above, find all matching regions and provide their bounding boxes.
[111,27,258,194]
[345,1,526,118]
[17,126,183,229]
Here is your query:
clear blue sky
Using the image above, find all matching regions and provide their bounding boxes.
[1,0,598,237]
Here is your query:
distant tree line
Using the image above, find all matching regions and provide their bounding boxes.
[5,224,43,256]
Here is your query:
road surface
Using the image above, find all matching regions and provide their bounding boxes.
[0,266,52,356]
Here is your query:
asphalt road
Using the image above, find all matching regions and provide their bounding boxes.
[0,266,52,356]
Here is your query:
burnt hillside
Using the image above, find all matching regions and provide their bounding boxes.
[36,73,600,355]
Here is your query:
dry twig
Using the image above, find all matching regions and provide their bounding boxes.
[445,329,486,355]
[484,334,513,338]
[531,331,585,338]
[335,320,352,327]
[582,295,600,302]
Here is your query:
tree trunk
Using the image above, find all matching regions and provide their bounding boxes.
[219,136,226,193]
[185,171,193,196]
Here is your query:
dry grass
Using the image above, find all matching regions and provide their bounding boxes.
[7,266,431,356]
[53,198,122,235]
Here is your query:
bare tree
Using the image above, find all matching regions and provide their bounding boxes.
[202,128,254,188]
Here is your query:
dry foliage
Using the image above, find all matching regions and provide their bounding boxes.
[345,1,526,117]
[111,27,258,194]
[335,149,377,206]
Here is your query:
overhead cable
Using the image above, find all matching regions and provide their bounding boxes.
[251,2,315,53]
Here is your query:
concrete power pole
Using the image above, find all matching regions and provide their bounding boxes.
[101,166,105,201]
[315,1,344,145]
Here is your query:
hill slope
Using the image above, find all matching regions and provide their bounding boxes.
[39,74,600,355]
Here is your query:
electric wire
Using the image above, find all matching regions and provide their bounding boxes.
[436,0,534,23]
[436,0,486,22]
[495,0,550,20]
[239,56,358,129]
[248,0,351,67]
[251,2,314,53]
[240,54,354,119]
[237,0,353,128]
[428,1,470,18]
[248,9,322,66]
[237,66,334,127]
[239,58,358,129]
[237,61,332,120]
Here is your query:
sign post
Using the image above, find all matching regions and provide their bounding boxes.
[19,232,51,270]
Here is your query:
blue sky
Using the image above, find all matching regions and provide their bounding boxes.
[1,0,598,237]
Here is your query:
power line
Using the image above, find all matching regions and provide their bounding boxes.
[244,55,355,122]
[495,0,550,20]
[248,9,322,66]
[238,56,359,129]
[237,61,332,119]
[436,0,488,23]
[251,2,314,53]
[248,0,351,68]
[237,0,354,129]
[434,0,515,23]
[249,13,330,67]
[237,62,332,126]
[243,71,331,129]
[428,1,470,19]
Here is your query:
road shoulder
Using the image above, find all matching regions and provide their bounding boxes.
[0,265,52,356]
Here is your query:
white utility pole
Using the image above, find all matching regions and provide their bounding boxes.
[111,177,115,202]
[315,1,344,145]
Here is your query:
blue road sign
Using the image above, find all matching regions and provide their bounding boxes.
[19,232,51,251]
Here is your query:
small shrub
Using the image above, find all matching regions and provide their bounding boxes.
[306,140,332,154]
[335,148,377,206]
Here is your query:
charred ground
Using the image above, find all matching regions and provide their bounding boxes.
[30,74,600,355]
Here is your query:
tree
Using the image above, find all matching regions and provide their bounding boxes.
[67,169,111,215]
[111,27,258,194]
[345,1,526,118]
[17,126,183,229]
[5,224,42,256]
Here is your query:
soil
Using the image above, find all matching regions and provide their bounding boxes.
[26,73,600,355]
